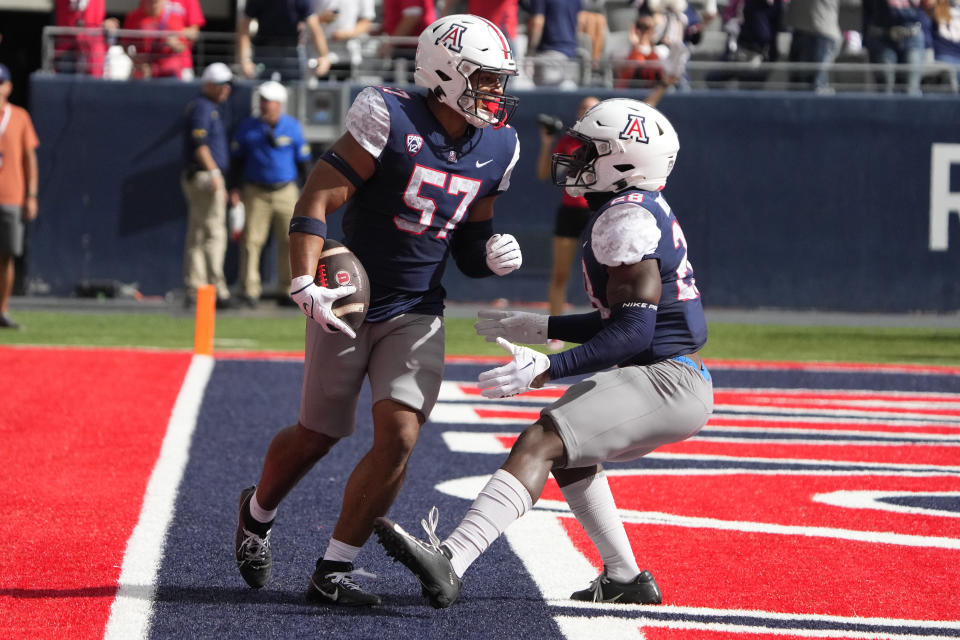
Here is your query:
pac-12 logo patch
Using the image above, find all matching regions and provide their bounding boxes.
[436,23,466,52]
[620,114,649,143]
[406,134,424,156]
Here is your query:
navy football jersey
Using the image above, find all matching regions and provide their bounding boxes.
[581,189,707,365]
[340,86,520,322]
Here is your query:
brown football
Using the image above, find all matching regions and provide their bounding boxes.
[314,239,370,332]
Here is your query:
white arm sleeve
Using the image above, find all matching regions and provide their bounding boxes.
[496,129,521,192]
[591,203,662,267]
[345,87,391,159]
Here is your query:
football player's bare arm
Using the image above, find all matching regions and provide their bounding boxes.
[289,133,375,278]
[606,259,661,307]
[466,195,497,222]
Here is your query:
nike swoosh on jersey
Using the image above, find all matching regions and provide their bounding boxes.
[475,159,493,168]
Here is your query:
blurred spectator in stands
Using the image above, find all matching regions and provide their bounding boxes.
[380,0,438,62]
[708,0,784,87]
[617,7,665,87]
[229,81,312,308]
[166,0,205,80]
[616,3,691,88]
[441,0,521,50]
[53,0,119,76]
[862,0,926,93]
[181,62,235,310]
[522,0,582,87]
[312,0,375,81]
[0,64,39,330]
[577,8,608,70]
[122,0,190,80]
[927,0,960,84]
[237,0,331,81]
[785,0,841,92]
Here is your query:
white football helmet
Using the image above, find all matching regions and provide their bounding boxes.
[414,14,519,128]
[552,98,679,196]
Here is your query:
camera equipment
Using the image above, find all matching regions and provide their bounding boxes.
[537,113,564,135]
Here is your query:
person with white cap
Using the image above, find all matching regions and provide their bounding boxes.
[180,62,235,309]
[229,80,311,308]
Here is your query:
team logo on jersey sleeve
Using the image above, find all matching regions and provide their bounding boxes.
[620,114,649,143]
[436,23,466,52]
[406,134,424,156]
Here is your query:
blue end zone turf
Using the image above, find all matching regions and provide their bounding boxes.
[146,360,960,640]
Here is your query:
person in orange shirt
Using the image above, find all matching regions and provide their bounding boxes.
[0,65,40,330]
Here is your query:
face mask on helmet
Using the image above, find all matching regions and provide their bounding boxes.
[414,15,519,129]
[456,62,519,128]
[551,129,617,196]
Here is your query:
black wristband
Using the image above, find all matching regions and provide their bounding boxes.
[289,216,327,238]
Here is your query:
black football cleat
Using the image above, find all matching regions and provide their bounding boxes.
[0,313,21,329]
[234,486,273,589]
[373,507,462,609]
[571,568,662,604]
[306,559,382,606]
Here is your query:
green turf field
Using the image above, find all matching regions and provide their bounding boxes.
[2,309,959,365]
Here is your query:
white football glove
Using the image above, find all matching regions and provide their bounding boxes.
[474,309,548,345]
[485,233,522,276]
[477,337,550,398]
[289,275,358,339]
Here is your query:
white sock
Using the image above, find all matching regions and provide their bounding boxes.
[443,469,533,578]
[249,490,277,524]
[322,538,362,564]
[559,471,640,583]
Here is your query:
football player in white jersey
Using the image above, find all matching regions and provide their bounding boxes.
[374,99,714,608]
[233,14,524,606]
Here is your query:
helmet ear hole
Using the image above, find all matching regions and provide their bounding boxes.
[656,122,664,135]
[613,164,634,173]
[436,70,452,82]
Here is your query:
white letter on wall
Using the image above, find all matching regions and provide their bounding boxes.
[930,143,960,251]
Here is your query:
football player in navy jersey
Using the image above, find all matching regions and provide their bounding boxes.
[233,14,524,606]
[374,98,714,608]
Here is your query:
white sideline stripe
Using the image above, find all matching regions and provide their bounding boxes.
[102,355,214,640]
[504,512,960,640]
[534,499,960,551]
[705,425,960,441]
[554,615,960,640]
[439,431,960,473]
[554,615,647,639]
[717,405,960,422]
[439,477,960,551]
[692,435,960,446]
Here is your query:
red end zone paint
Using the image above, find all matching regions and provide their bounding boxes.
[550,471,960,621]
[561,516,959,621]
[0,346,193,640]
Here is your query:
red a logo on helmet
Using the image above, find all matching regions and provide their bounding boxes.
[436,23,466,52]
[620,114,649,144]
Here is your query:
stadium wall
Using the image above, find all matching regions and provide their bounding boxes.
[26,75,960,312]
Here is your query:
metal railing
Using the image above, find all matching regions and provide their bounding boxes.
[40,25,959,94]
